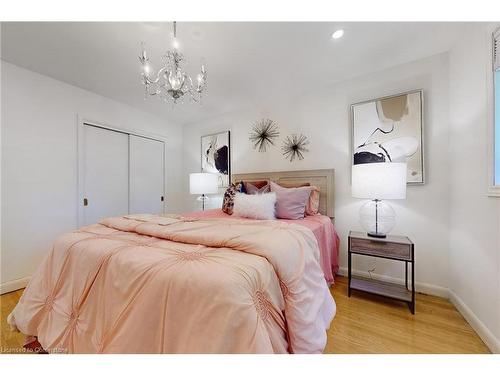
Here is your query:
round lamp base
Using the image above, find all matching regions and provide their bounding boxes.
[359,199,396,238]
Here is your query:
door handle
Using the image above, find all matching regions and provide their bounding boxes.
[160,196,164,202]
[83,198,88,206]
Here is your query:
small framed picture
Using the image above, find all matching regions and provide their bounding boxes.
[201,131,231,188]
[351,90,424,184]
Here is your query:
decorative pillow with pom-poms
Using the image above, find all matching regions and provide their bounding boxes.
[222,181,245,215]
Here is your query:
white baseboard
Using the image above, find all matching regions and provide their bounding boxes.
[337,266,449,298]
[0,276,30,295]
[449,290,500,354]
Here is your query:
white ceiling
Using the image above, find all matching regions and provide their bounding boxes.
[1,22,466,125]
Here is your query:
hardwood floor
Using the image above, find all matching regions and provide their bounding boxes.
[0,276,490,354]
[1,289,25,352]
[326,277,490,353]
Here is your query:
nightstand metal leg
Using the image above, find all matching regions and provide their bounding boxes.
[348,238,352,298]
[405,262,408,290]
[411,261,415,314]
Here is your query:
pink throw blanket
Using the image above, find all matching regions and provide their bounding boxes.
[8,214,336,353]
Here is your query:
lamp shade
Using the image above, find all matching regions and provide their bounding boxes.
[352,163,407,200]
[189,173,218,195]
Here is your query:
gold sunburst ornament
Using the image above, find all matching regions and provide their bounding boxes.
[249,119,280,152]
[282,134,309,162]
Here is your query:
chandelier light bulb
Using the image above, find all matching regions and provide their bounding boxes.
[140,42,147,59]
[332,29,344,39]
[172,37,180,49]
[168,75,178,89]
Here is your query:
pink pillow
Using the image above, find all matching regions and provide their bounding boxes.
[245,181,270,194]
[270,181,312,220]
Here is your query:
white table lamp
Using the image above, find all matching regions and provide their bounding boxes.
[189,173,218,211]
[352,162,407,238]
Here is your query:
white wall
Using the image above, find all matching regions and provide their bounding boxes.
[183,53,451,295]
[448,23,500,352]
[1,62,184,291]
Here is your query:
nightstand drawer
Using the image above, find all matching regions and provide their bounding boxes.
[350,237,411,260]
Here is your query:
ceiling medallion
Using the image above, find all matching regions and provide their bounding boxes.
[139,21,207,104]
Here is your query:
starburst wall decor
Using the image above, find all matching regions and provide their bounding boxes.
[281,134,309,162]
[249,119,279,152]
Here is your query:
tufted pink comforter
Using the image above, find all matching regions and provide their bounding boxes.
[186,209,340,284]
[8,214,335,354]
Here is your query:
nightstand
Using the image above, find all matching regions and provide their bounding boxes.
[348,231,415,314]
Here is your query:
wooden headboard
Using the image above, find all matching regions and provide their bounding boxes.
[232,169,335,219]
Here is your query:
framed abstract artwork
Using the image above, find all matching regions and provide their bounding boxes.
[351,90,425,184]
[201,131,231,188]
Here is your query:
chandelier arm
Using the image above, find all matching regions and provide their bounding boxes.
[143,66,170,85]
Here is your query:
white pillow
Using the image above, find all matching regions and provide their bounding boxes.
[232,192,276,220]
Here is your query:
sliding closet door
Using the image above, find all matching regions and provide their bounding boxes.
[129,135,165,215]
[83,125,129,226]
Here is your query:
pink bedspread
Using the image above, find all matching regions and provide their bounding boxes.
[186,210,340,284]
[8,214,335,354]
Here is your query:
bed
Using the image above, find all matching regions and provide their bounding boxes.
[8,169,338,354]
[186,210,339,284]
[231,169,339,284]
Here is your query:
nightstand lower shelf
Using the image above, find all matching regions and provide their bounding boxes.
[349,276,412,302]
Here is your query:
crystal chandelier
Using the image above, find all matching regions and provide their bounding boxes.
[139,22,207,104]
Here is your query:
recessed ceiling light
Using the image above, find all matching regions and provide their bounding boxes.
[332,29,344,40]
